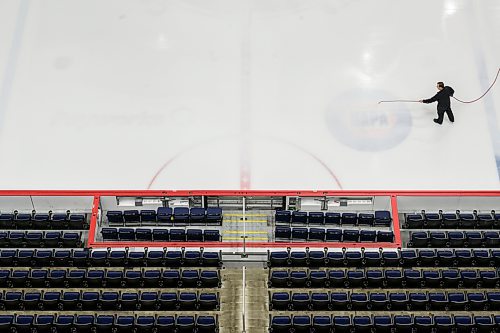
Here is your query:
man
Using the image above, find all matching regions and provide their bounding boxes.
[420,82,455,124]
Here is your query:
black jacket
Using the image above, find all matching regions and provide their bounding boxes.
[423,86,455,109]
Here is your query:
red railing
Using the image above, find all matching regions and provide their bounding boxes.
[2,190,500,249]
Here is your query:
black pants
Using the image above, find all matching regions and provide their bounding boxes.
[436,108,454,124]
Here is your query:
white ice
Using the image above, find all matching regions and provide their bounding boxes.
[0,0,499,190]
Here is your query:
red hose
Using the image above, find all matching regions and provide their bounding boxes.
[452,67,500,103]
[378,67,499,105]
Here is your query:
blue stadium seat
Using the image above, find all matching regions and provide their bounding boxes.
[292,211,307,224]
[157,316,175,332]
[179,292,197,310]
[199,293,218,310]
[394,316,413,332]
[152,228,169,241]
[270,271,288,287]
[373,316,392,333]
[204,229,220,241]
[309,251,326,266]
[360,230,376,242]
[269,251,289,267]
[184,251,201,266]
[366,270,383,287]
[82,292,99,310]
[42,291,61,310]
[364,251,382,266]
[32,213,49,229]
[477,213,494,229]
[271,316,291,333]
[15,213,32,229]
[292,228,308,241]
[346,270,364,288]
[187,229,203,241]
[74,315,94,333]
[409,292,428,310]
[200,270,219,287]
[106,211,123,223]
[377,231,394,242]
[350,292,369,310]
[341,212,357,225]
[358,213,374,225]
[406,213,424,228]
[197,316,217,333]
[162,270,180,287]
[290,271,307,287]
[121,292,139,310]
[429,292,447,310]
[385,270,403,287]
[118,228,135,241]
[343,229,359,242]
[425,212,441,228]
[455,316,473,333]
[290,251,307,266]
[309,270,327,287]
[140,292,157,310]
[176,316,195,333]
[353,316,372,333]
[370,292,388,310]
[157,207,173,222]
[275,226,291,240]
[181,270,199,287]
[325,229,342,241]
[312,316,331,333]
[0,214,14,229]
[448,292,467,310]
[15,315,34,333]
[159,292,177,310]
[143,269,160,287]
[124,210,140,223]
[292,316,311,333]
[165,251,182,266]
[101,228,118,241]
[327,252,344,267]
[275,210,291,223]
[291,293,310,310]
[414,316,433,333]
[206,207,222,224]
[325,212,341,225]
[69,214,86,229]
[389,292,408,310]
[466,231,483,248]
[136,228,152,241]
[170,229,186,241]
[190,208,206,222]
[96,315,114,332]
[173,207,190,223]
[271,292,290,310]
[434,316,453,333]
[101,291,119,310]
[375,210,391,226]
[308,212,324,224]
[459,212,476,228]
[474,316,494,333]
[442,212,459,228]
[309,228,325,241]
[35,315,55,333]
[333,316,351,333]
[140,210,156,222]
[311,292,329,310]
[330,292,348,310]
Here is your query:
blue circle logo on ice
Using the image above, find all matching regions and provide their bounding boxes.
[326,89,412,151]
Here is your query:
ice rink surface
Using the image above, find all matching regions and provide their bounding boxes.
[0,0,499,190]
